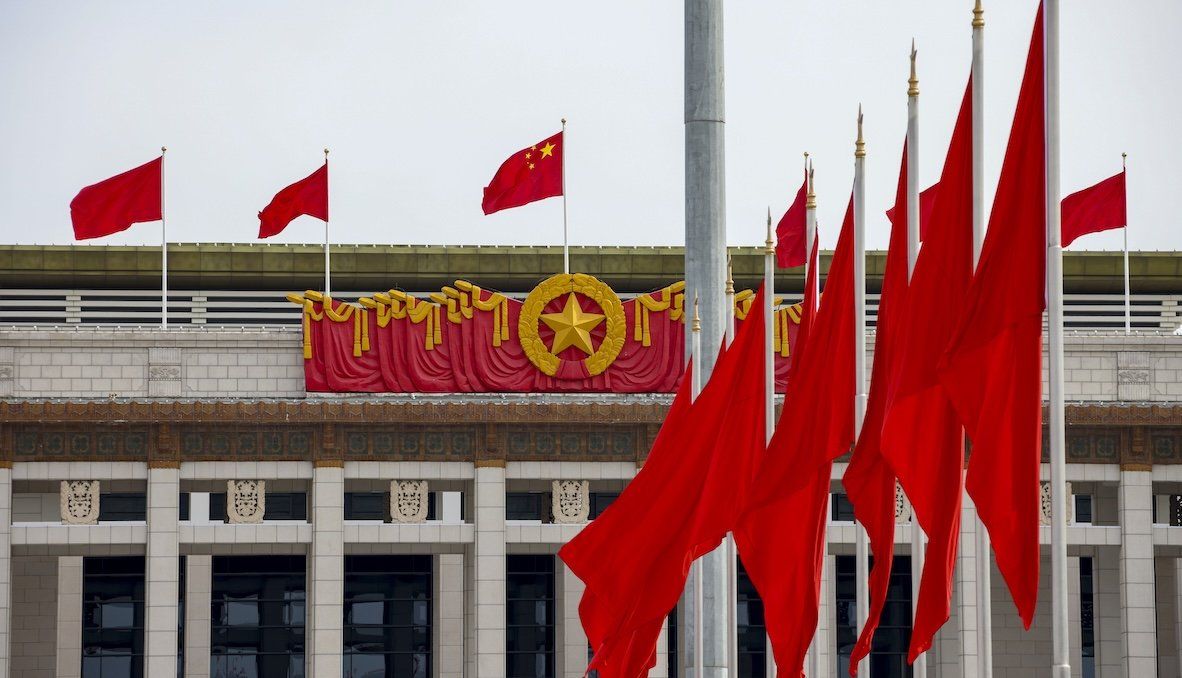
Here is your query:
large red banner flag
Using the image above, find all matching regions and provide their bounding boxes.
[258,162,328,239]
[843,139,912,672]
[776,169,808,268]
[559,284,768,678]
[482,131,563,215]
[1061,170,1126,247]
[939,4,1046,629]
[70,157,162,240]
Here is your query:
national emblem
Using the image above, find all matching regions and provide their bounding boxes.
[518,274,626,377]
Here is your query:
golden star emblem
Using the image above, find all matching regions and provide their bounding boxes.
[539,142,556,158]
[540,293,604,356]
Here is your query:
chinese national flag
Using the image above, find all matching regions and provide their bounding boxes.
[776,170,808,268]
[70,157,162,240]
[258,163,328,239]
[482,131,563,215]
[1061,170,1126,247]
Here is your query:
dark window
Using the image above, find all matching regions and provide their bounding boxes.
[98,493,147,522]
[343,555,432,678]
[737,559,767,677]
[589,493,619,519]
[836,555,913,678]
[831,493,855,522]
[83,556,145,678]
[178,557,185,678]
[506,493,546,521]
[507,554,555,678]
[1074,494,1093,524]
[1080,557,1095,678]
[208,492,307,522]
[211,555,305,678]
[667,609,678,678]
[1171,495,1182,527]
[209,494,226,522]
[180,493,190,522]
[345,492,389,521]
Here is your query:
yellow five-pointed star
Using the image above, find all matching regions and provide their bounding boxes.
[540,293,604,356]
[539,142,556,158]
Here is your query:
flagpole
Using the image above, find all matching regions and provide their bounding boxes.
[1123,152,1130,334]
[323,148,331,296]
[690,296,703,678]
[971,3,994,674]
[724,258,738,676]
[906,43,927,678]
[1045,1,1071,676]
[804,167,821,678]
[160,146,168,328]
[853,107,871,678]
[562,118,569,275]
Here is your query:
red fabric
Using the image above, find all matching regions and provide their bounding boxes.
[843,140,912,673]
[258,163,328,239]
[482,131,563,215]
[885,183,938,241]
[777,171,808,268]
[559,285,769,678]
[70,157,162,240]
[1061,170,1126,247]
[735,198,855,676]
[879,80,975,661]
[938,5,1046,630]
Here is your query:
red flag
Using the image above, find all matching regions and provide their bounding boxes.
[736,198,855,676]
[258,163,328,239]
[939,5,1046,629]
[776,170,808,268]
[559,285,768,678]
[1061,170,1126,247]
[70,157,162,240]
[885,182,938,241]
[879,80,975,661]
[482,131,563,215]
[842,139,912,672]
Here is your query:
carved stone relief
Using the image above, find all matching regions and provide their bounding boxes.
[228,480,265,524]
[552,480,589,524]
[391,480,429,523]
[895,480,912,524]
[61,480,100,525]
[1039,480,1074,526]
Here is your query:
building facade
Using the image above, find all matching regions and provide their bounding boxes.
[0,244,1180,678]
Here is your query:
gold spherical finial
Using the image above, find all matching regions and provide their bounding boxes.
[973,0,984,28]
[1122,152,1127,170]
[324,148,330,157]
[908,40,920,97]
[161,146,167,154]
[855,106,866,158]
[561,118,567,126]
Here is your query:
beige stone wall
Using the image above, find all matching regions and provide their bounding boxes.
[11,556,56,678]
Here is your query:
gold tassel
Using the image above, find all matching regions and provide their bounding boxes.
[302,306,313,360]
[360,308,370,352]
[500,298,509,341]
[492,304,501,348]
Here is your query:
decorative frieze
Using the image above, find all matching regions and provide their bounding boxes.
[552,480,590,524]
[895,481,912,524]
[227,480,265,524]
[61,480,100,525]
[391,481,429,523]
[1039,480,1074,526]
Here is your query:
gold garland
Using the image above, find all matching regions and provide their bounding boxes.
[518,273,627,377]
[632,281,686,346]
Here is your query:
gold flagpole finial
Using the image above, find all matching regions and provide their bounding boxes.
[1122,152,1127,170]
[726,255,735,295]
[973,0,984,28]
[692,294,701,332]
[806,162,816,209]
[765,208,776,254]
[161,146,167,154]
[909,40,919,97]
[324,148,330,159]
[855,106,866,158]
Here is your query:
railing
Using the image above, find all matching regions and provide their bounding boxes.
[0,288,1179,332]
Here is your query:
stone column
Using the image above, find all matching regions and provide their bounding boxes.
[1175,558,1182,678]
[184,555,213,678]
[0,465,11,678]
[559,561,588,678]
[812,553,833,677]
[144,465,180,676]
[1117,468,1156,675]
[473,462,506,678]
[309,463,345,678]
[435,554,465,678]
[957,496,981,678]
[56,556,83,678]
[1067,556,1082,677]
[1095,547,1122,677]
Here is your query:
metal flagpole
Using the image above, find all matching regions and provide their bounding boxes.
[562,118,569,275]
[853,107,871,678]
[906,42,927,678]
[1045,1,1071,676]
[971,3,994,674]
[160,146,168,328]
[804,161,821,678]
[762,215,776,678]
[724,258,738,676]
[324,148,331,297]
[1123,153,1130,334]
[690,295,704,678]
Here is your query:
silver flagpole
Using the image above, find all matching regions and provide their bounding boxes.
[971,3,994,674]
[160,146,168,328]
[1123,153,1130,334]
[562,118,569,275]
[324,148,331,297]
[853,107,871,678]
[804,162,821,678]
[1045,0,1071,676]
[690,296,704,678]
[906,42,927,678]
[724,258,737,677]
[761,212,775,678]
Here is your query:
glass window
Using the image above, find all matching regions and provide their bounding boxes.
[831,494,855,522]
[343,555,432,678]
[507,493,545,521]
[98,493,147,522]
[344,492,388,521]
[736,559,767,677]
[835,555,913,678]
[1074,494,1093,524]
[1080,557,1095,678]
[208,492,308,522]
[667,609,678,678]
[82,556,145,678]
[589,493,619,520]
[507,555,555,678]
[211,555,305,678]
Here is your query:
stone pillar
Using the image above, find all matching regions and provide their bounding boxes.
[1117,468,1157,675]
[474,462,506,678]
[309,463,345,678]
[184,555,213,678]
[559,562,588,678]
[0,466,11,678]
[145,465,180,676]
[55,556,82,678]
[1175,559,1182,678]
[435,554,465,678]
[957,496,981,678]
[1095,547,1123,677]
[1067,556,1082,678]
[813,553,833,678]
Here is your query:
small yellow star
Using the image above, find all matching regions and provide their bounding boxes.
[540,293,604,356]
[531,145,538,151]
[539,142,556,158]
[525,152,532,159]
[529,163,535,170]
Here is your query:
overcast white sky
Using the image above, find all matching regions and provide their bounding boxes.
[1,1,1178,252]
